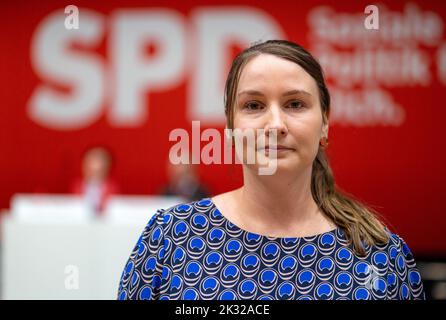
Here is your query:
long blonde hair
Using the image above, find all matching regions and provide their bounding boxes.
[224,40,390,256]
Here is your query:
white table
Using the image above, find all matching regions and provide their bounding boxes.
[1,194,185,299]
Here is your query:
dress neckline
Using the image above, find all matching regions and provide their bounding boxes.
[205,197,340,241]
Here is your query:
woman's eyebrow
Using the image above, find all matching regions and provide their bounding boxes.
[237,89,312,97]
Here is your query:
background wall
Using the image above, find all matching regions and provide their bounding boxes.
[1,0,445,258]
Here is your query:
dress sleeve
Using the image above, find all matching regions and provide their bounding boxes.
[117,209,167,300]
[387,233,426,300]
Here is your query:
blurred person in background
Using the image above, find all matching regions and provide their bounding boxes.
[71,146,120,214]
[160,158,210,201]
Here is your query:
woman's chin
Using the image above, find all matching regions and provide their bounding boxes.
[245,158,300,176]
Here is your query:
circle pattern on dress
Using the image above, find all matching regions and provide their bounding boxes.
[117,199,425,300]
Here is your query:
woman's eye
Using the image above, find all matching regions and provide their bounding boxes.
[244,102,262,110]
[287,100,303,109]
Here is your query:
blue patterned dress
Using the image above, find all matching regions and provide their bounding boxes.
[117,198,425,300]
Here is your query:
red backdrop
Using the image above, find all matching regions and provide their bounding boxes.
[1,0,445,256]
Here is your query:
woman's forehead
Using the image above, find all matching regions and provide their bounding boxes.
[237,54,318,95]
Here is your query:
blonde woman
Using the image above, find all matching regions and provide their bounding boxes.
[117,40,425,300]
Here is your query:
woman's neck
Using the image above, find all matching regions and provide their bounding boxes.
[232,165,332,237]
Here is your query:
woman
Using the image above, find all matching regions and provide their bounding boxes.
[117,40,425,300]
[71,146,120,214]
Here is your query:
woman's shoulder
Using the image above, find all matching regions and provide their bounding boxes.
[150,197,215,229]
[164,197,214,212]
[117,198,214,300]
[360,229,418,266]
[381,230,416,259]
[382,231,425,299]
[382,231,420,270]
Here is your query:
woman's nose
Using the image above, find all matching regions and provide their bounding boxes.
[265,106,288,137]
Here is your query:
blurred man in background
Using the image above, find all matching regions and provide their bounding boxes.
[160,159,210,202]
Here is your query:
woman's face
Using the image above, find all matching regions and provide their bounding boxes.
[82,150,110,181]
[232,53,328,175]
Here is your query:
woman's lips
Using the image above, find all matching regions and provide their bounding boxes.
[258,146,295,152]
